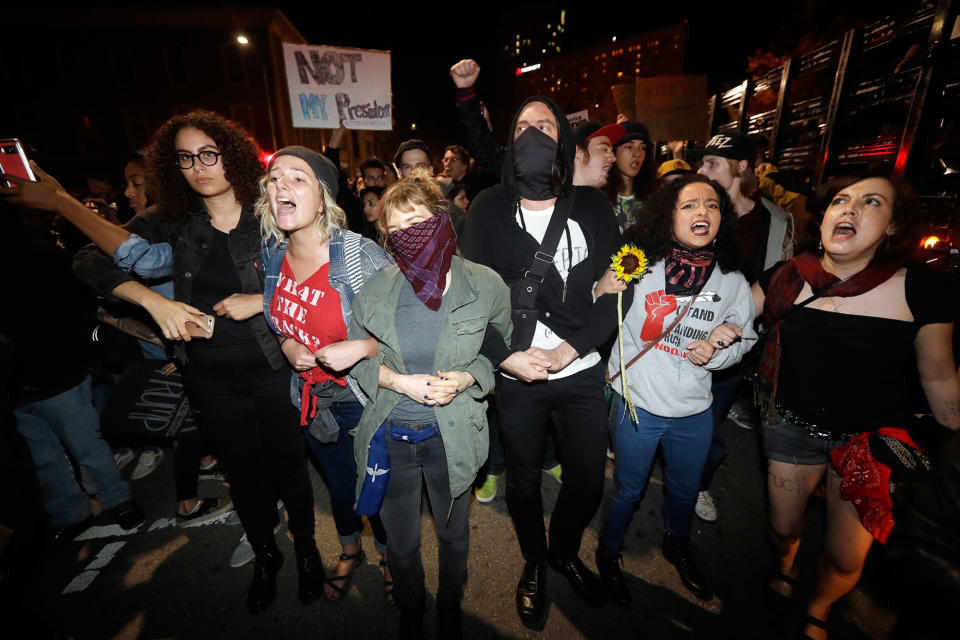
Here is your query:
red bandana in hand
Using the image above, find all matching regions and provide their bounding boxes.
[388,213,457,311]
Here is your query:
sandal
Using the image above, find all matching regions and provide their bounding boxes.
[379,558,396,608]
[324,549,365,602]
[766,569,797,600]
[799,612,828,640]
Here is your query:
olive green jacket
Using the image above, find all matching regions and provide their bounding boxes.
[349,256,512,502]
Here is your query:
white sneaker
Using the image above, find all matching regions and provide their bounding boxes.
[695,491,718,522]
[113,448,135,470]
[230,534,254,568]
[131,450,165,480]
[230,523,282,568]
[727,406,755,430]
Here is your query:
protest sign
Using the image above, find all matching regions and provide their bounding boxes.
[634,75,709,141]
[282,43,392,130]
[566,109,589,128]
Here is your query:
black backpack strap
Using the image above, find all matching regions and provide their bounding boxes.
[511,192,575,350]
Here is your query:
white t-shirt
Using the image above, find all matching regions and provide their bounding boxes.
[507,203,601,380]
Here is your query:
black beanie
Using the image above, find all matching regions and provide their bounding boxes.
[269,146,339,199]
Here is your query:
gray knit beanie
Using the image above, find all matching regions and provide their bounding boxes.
[269,146,339,199]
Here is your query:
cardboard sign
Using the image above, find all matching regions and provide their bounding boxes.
[634,75,709,141]
[566,109,589,128]
[611,83,636,121]
[283,42,392,130]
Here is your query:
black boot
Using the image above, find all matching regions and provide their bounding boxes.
[515,561,547,629]
[437,594,462,640]
[661,532,712,600]
[246,543,284,614]
[293,537,325,604]
[398,605,425,640]
[596,544,631,607]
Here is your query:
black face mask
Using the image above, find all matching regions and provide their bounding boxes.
[513,126,558,200]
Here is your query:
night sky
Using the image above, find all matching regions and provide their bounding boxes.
[270,0,907,143]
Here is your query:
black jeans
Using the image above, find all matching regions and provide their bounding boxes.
[184,344,315,548]
[496,362,609,563]
[380,430,471,610]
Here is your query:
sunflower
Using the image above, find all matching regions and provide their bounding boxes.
[611,244,648,283]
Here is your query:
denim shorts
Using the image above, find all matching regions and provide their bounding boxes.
[762,418,848,466]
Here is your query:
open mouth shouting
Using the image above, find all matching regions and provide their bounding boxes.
[276,196,297,216]
[832,221,856,239]
[691,220,712,237]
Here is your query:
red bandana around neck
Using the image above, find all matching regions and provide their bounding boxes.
[664,244,716,295]
[388,212,457,311]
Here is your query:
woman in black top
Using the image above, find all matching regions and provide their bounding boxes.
[9,111,323,614]
[752,169,960,638]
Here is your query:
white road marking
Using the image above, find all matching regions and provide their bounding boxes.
[86,541,127,570]
[62,570,98,594]
[74,524,140,541]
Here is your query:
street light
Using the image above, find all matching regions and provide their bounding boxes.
[235,33,278,150]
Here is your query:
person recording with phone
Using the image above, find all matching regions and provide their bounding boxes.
[1,110,323,615]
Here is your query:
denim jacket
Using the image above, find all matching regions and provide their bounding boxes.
[73,204,286,369]
[261,228,394,407]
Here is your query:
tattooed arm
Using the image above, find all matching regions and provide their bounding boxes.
[915,322,960,429]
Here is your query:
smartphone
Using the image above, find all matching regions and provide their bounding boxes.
[0,138,36,188]
[185,314,216,339]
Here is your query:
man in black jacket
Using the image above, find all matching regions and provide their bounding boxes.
[462,96,624,627]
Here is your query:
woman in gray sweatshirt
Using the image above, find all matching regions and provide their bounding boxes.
[595,174,757,606]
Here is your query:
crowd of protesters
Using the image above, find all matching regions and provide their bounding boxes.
[1,54,958,640]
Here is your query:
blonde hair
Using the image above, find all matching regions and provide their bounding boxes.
[256,173,347,247]
[376,169,453,251]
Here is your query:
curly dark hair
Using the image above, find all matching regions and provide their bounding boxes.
[805,165,916,260]
[142,110,263,217]
[622,173,739,273]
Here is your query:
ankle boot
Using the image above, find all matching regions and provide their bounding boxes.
[661,532,712,600]
[293,537,325,604]
[246,543,283,614]
[437,594,463,640]
[398,605,425,640]
[595,544,631,606]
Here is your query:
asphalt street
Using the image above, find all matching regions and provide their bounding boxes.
[16,418,904,639]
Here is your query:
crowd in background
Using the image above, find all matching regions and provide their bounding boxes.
[1,56,958,640]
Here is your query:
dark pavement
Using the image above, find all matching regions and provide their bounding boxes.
[15,418,904,639]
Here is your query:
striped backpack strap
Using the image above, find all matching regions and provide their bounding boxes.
[342,231,364,297]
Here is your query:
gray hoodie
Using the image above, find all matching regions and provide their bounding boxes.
[608,260,757,418]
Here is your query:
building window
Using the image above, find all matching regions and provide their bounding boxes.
[165,43,190,88]
[122,109,150,151]
[112,47,137,89]
[230,105,256,136]
[221,43,247,86]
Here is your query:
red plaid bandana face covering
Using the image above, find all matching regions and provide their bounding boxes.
[388,212,457,311]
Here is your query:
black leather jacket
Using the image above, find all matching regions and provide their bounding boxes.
[73,204,285,369]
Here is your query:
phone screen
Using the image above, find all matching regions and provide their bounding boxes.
[0,139,36,187]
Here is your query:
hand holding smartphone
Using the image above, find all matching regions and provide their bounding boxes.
[0,139,37,188]
[185,314,215,339]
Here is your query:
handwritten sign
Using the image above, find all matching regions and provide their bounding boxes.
[634,75,709,141]
[282,43,392,130]
[566,109,589,128]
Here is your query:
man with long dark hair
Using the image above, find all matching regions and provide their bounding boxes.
[462,96,623,629]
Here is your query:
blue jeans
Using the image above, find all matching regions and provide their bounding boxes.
[304,400,387,553]
[14,376,132,527]
[601,394,712,548]
[701,365,742,490]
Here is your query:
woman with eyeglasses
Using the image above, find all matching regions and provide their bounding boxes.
[4,110,324,615]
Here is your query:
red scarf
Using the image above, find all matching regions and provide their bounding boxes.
[388,213,457,311]
[757,252,903,398]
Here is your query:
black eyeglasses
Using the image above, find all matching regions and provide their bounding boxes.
[177,151,221,169]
